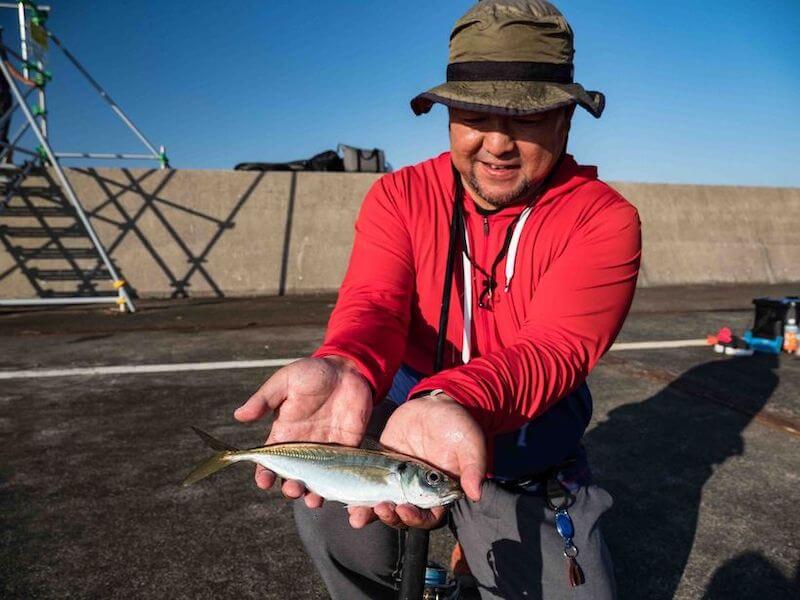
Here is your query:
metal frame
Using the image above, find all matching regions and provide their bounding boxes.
[0,1,171,312]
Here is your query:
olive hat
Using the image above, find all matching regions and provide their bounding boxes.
[410,0,605,118]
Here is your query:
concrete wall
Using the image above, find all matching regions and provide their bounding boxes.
[613,182,800,287]
[0,167,798,300]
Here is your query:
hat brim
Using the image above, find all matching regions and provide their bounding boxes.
[410,80,605,118]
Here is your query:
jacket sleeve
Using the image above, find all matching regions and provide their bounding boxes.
[410,196,641,434]
[312,174,415,401]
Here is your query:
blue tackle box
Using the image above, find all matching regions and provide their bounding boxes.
[743,296,799,354]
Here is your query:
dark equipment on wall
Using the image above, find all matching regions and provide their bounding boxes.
[234,145,390,173]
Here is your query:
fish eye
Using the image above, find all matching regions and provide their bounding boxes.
[425,470,442,485]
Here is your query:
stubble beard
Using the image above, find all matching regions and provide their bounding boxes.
[467,163,536,208]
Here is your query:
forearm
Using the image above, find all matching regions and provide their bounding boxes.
[412,199,641,434]
[410,328,591,433]
[313,284,411,399]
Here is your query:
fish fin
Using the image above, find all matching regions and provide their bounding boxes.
[191,426,239,452]
[360,435,389,453]
[182,451,233,486]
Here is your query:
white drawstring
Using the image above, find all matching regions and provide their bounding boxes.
[504,206,534,291]
[461,232,473,365]
[460,207,532,364]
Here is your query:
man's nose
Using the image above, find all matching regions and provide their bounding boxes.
[483,129,516,158]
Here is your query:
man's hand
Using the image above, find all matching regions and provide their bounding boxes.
[233,356,372,508]
[348,394,487,530]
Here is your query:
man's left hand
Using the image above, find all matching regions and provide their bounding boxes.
[347,394,487,530]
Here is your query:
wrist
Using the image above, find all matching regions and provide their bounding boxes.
[407,390,460,410]
[424,389,455,404]
[319,355,373,394]
[320,354,359,372]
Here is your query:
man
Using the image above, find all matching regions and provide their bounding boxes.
[235,1,641,598]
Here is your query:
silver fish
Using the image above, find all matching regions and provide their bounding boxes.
[182,427,464,509]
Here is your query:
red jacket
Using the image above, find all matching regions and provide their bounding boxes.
[314,152,641,435]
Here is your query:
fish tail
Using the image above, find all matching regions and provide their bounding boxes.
[181,427,240,486]
[182,451,234,486]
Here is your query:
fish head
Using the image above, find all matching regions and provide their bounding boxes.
[398,461,464,509]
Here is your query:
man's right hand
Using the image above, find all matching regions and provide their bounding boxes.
[233,356,372,508]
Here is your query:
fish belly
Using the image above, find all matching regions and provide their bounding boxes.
[237,452,407,506]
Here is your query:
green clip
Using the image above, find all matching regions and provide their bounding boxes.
[158,150,170,169]
[23,0,44,22]
[32,105,47,117]
[25,62,51,78]
[35,144,50,165]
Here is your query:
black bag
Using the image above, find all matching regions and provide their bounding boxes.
[309,150,344,172]
[234,150,344,172]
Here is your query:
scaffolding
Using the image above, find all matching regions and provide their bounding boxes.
[0,1,169,312]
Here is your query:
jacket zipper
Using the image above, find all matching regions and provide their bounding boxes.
[479,215,494,354]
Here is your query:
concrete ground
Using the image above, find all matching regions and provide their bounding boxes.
[1,284,799,599]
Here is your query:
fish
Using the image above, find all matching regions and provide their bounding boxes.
[182,427,464,509]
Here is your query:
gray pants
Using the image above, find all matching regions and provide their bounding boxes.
[293,405,617,599]
[294,480,616,599]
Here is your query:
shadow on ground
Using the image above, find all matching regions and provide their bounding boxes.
[587,354,798,599]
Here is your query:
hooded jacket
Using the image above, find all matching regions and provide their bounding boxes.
[314,151,641,443]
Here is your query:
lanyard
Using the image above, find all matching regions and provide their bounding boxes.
[459,200,534,364]
[442,159,563,365]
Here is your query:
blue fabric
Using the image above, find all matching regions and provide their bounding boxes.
[386,363,424,405]
[386,363,592,481]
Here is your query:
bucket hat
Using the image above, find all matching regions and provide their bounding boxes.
[410,0,605,118]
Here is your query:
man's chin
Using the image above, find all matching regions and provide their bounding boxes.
[472,178,533,208]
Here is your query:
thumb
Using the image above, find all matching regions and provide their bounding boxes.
[457,444,487,502]
[459,462,486,503]
[234,368,287,422]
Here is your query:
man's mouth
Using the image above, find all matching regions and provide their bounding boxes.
[477,161,521,180]
[481,161,520,172]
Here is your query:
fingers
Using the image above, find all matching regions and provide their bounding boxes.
[395,504,447,529]
[281,479,306,499]
[303,492,324,509]
[234,367,288,422]
[347,503,447,530]
[373,502,403,528]
[254,465,275,490]
[348,506,378,529]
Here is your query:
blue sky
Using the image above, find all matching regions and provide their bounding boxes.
[1,1,799,186]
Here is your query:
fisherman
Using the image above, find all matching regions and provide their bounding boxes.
[235,1,641,598]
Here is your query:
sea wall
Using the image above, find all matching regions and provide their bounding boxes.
[0,167,797,299]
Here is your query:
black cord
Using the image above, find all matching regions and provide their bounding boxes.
[433,164,464,373]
